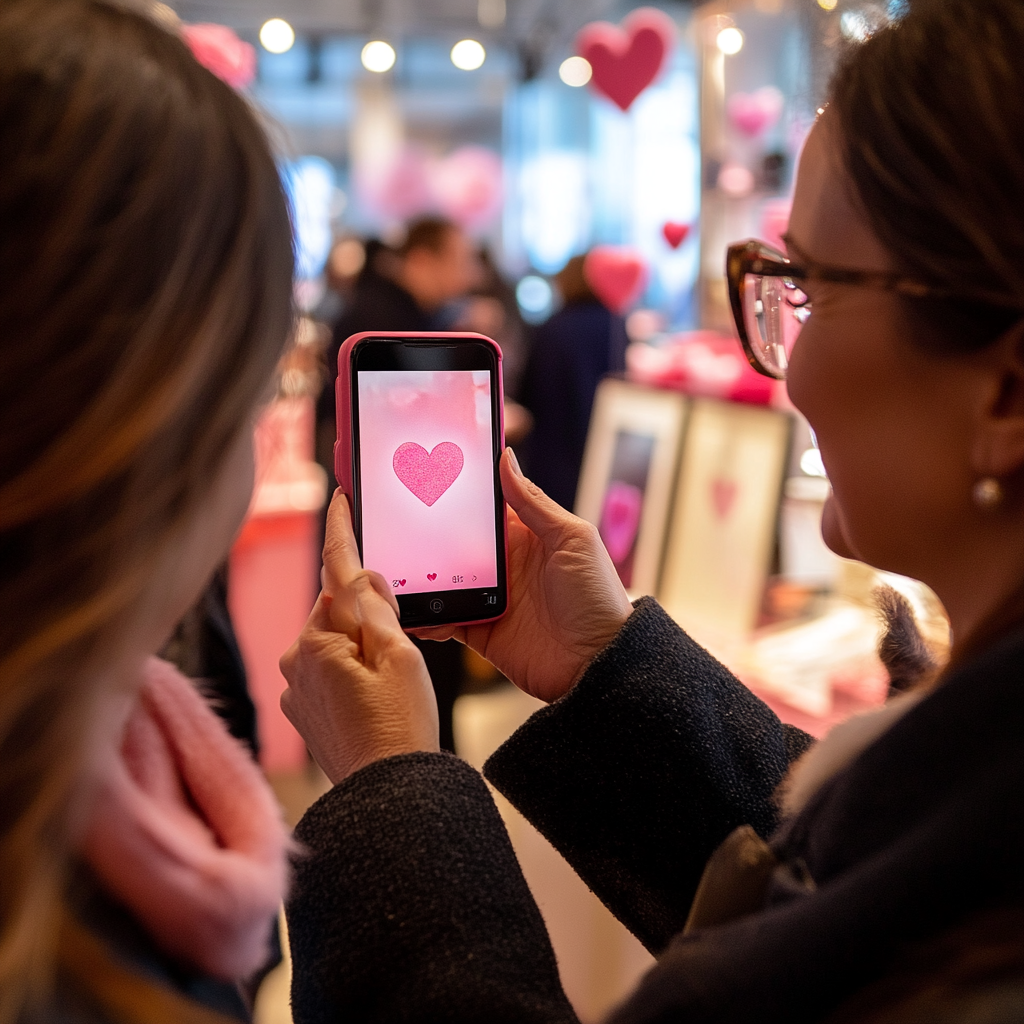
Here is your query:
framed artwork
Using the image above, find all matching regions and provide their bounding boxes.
[658,398,791,643]
[575,380,689,595]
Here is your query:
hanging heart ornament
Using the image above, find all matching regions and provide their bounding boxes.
[583,246,649,314]
[576,7,676,113]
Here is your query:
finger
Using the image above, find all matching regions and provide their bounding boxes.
[409,625,464,643]
[365,569,401,619]
[354,581,419,670]
[322,491,363,592]
[499,448,578,545]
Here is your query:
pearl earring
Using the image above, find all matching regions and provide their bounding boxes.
[972,477,1003,509]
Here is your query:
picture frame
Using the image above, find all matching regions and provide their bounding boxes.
[658,397,791,643]
[575,379,689,596]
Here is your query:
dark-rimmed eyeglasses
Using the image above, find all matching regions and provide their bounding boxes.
[726,237,1024,380]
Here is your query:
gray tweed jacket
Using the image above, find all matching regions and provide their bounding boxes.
[286,597,1024,1023]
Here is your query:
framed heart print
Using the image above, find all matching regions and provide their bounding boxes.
[658,398,791,643]
[575,379,689,595]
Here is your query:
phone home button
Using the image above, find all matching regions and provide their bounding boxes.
[429,599,444,614]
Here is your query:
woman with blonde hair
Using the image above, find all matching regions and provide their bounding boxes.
[0,0,295,1018]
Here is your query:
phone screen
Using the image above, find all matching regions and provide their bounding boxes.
[351,339,506,627]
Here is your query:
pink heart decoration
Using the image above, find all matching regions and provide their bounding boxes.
[599,481,644,564]
[726,87,785,138]
[583,246,649,314]
[393,442,464,506]
[662,221,691,249]
[576,8,676,113]
[711,479,738,521]
[182,24,256,90]
[431,147,504,229]
[427,573,437,581]
[357,146,434,222]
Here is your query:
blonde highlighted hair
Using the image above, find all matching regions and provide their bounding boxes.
[0,0,293,1017]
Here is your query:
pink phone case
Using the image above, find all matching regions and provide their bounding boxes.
[334,331,508,627]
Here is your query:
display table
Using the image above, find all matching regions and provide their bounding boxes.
[228,397,326,774]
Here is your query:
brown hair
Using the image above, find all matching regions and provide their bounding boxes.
[0,0,293,1017]
[557,255,598,306]
[398,216,459,257]
[830,0,1024,351]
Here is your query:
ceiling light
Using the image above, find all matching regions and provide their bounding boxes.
[477,0,506,29]
[451,39,486,71]
[559,56,592,87]
[259,18,295,54]
[361,40,396,73]
[716,26,744,54]
[817,0,838,9]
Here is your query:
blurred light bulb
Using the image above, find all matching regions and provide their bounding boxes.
[361,40,396,73]
[817,0,838,10]
[559,56,593,87]
[516,276,553,315]
[451,39,486,70]
[259,18,295,54]
[716,26,744,54]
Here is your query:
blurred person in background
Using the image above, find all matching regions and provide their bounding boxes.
[519,254,628,510]
[450,246,534,445]
[280,1,1024,1022]
[0,1,300,1018]
[317,218,482,754]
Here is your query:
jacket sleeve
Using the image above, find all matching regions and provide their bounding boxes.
[484,597,814,954]
[286,751,579,1024]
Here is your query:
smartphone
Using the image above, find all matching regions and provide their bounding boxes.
[335,331,508,629]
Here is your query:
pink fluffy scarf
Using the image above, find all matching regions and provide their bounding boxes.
[81,657,291,981]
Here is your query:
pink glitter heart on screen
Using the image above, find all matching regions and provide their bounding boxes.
[393,442,464,506]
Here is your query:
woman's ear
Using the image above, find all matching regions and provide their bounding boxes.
[971,319,1024,479]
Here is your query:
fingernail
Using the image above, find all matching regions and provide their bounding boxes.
[506,447,522,476]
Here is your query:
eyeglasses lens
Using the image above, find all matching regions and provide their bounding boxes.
[742,273,807,378]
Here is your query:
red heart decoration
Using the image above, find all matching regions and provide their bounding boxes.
[662,221,691,249]
[711,479,738,521]
[576,8,676,113]
[399,579,407,587]
[583,246,649,314]
[427,573,437,581]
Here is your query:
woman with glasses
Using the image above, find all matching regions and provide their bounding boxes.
[283,1,1024,1021]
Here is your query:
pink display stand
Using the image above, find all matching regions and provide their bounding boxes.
[228,397,327,774]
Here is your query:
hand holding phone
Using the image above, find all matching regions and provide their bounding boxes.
[335,332,508,629]
[280,493,440,784]
[413,449,634,704]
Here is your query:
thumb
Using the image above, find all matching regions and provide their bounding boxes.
[499,448,578,546]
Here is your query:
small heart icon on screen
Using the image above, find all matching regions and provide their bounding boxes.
[427,573,437,581]
[399,579,407,587]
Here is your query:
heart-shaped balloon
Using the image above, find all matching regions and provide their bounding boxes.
[358,145,434,221]
[431,147,503,229]
[726,86,785,138]
[662,221,691,249]
[583,246,649,314]
[576,7,676,113]
[393,442,464,506]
